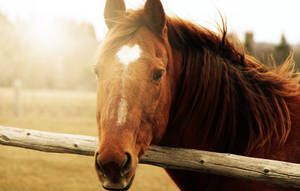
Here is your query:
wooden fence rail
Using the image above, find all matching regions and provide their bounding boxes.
[0,125,299,188]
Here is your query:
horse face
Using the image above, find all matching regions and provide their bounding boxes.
[94,0,172,190]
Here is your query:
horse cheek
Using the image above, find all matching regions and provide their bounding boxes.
[152,87,172,143]
[135,123,153,158]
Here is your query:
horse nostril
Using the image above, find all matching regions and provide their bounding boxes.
[95,152,105,176]
[121,152,132,176]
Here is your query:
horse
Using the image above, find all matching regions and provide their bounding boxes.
[94,0,300,190]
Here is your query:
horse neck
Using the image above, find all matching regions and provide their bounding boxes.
[161,46,248,153]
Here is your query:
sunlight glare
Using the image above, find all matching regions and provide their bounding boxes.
[27,20,64,51]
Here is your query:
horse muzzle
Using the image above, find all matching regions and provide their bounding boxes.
[95,151,136,190]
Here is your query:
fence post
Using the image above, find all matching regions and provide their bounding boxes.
[14,79,22,117]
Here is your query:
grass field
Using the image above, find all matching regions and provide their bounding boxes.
[0,88,179,191]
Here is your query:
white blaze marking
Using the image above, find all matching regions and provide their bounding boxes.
[116,99,128,125]
[116,44,141,125]
[116,98,128,125]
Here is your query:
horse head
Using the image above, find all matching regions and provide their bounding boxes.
[94,0,177,189]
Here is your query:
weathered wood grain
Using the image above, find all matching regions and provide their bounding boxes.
[0,125,299,188]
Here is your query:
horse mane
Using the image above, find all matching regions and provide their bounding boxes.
[99,9,300,154]
[166,17,300,153]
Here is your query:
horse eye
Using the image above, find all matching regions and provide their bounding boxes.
[152,69,164,81]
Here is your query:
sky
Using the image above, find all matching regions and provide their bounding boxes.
[0,0,299,44]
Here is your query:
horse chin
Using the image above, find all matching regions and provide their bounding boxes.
[102,175,135,191]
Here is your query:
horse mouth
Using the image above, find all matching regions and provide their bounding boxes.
[102,175,135,191]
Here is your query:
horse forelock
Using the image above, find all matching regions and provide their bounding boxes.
[97,10,144,61]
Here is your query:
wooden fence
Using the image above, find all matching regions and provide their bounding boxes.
[0,125,299,188]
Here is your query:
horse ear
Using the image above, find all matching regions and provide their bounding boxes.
[143,0,166,35]
[104,0,126,29]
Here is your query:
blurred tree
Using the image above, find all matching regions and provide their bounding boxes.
[0,12,99,90]
[0,13,20,87]
[244,31,255,56]
[294,44,300,70]
[254,42,274,65]
[274,34,291,64]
